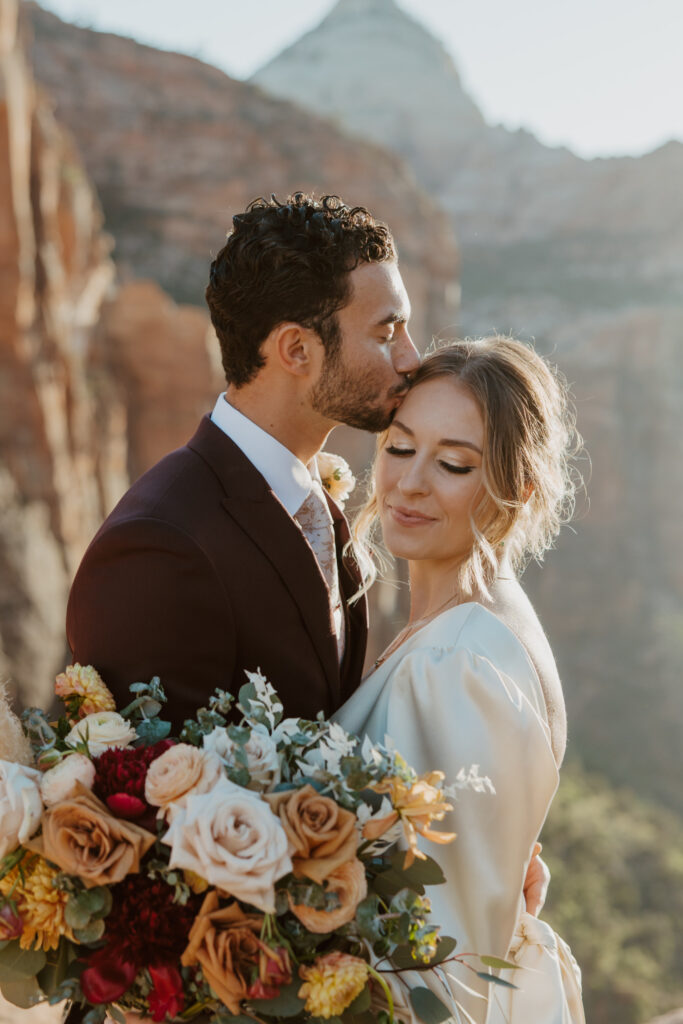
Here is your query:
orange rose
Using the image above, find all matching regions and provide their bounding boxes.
[265,785,357,884]
[289,857,367,934]
[181,890,263,1014]
[25,783,155,887]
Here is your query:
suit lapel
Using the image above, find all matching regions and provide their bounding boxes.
[188,417,342,706]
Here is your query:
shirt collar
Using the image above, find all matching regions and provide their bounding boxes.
[210,394,312,516]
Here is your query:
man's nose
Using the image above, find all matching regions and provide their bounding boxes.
[392,329,420,376]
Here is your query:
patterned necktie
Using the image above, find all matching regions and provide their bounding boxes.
[294,480,345,661]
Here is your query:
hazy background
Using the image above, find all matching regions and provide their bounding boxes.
[1,1,682,1021]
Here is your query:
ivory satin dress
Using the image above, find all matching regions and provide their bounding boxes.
[335,602,585,1024]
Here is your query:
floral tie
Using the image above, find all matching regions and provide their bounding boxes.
[294,480,345,661]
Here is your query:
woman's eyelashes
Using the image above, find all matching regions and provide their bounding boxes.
[384,445,475,474]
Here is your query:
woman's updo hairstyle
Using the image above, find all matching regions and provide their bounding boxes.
[353,335,582,598]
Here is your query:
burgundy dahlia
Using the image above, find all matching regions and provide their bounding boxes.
[102,873,200,966]
[93,739,173,817]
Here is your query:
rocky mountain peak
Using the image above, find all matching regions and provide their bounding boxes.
[252,0,485,185]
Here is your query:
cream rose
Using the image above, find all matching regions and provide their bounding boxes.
[144,743,224,814]
[0,760,43,858]
[40,753,96,806]
[65,711,136,757]
[162,778,292,913]
[203,726,280,791]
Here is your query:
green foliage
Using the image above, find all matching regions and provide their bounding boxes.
[408,986,451,1024]
[542,763,683,1024]
[249,979,306,1017]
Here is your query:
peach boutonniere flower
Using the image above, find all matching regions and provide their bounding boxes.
[317,452,355,509]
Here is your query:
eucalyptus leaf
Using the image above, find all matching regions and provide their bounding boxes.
[64,900,91,930]
[475,971,518,989]
[83,1007,108,1024]
[391,852,446,887]
[0,941,46,981]
[478,955,518,971]
[37,939,74,995]
[136,718,171,743]
[238,682,257,710]
[249,978,306,1017]
[0,975,43,1008]
[344,984,371,1015]
[73,918,106,944]
[409,986,452,1024]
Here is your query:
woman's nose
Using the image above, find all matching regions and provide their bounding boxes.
[397,458,429,495]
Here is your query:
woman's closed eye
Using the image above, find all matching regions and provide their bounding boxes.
[386,445,475,474]
[439,462,475,475]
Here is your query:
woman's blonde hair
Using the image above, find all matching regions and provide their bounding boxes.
[353,336,582,598]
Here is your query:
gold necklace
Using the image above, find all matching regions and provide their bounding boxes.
[372,593,459,670]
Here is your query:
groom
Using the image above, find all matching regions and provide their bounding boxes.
[66,192,419,731]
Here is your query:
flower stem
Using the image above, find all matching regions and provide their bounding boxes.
[368,965,395,1023]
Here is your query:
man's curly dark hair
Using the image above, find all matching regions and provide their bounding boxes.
[206,192,396,387]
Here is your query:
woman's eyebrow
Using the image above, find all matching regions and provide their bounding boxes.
[391,419,482,454]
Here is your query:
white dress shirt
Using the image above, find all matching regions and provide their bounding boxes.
[210,394,345,658]
[211,393,312,515]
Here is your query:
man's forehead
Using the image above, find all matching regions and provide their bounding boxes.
[346,260,411,319]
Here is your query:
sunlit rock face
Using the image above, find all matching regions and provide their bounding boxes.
[0,0,121,704]
[0,0,221,704]
[26,1,460,349]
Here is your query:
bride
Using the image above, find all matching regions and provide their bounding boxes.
[336,336,585,1024]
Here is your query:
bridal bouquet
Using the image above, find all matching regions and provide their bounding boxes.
[0,665,488,1024]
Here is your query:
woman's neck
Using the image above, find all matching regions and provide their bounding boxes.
[407,551,515,623]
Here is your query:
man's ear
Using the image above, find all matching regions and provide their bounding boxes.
[268,322,322,377]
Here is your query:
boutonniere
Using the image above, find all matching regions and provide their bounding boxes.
[317,452,356,510]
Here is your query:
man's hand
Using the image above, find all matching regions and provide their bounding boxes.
[523,841,551,917]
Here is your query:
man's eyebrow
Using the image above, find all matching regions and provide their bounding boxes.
[376,311,410,326]
[392,419,482,454]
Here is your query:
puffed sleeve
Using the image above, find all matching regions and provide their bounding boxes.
[385,641,558,1022]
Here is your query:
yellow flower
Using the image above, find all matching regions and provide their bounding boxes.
[0,855,74,951]
[364,770,455,869]
[55,664,116,719]
[298,952,369,1018]
[183,869,209,894]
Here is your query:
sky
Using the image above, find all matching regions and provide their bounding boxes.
[35,0,683,160]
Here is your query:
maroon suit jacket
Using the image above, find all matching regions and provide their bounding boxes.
[66,415,368,732]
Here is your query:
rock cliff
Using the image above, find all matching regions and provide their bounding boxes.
[0,0,219,704]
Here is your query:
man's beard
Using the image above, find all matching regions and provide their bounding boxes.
[309,349,406,433]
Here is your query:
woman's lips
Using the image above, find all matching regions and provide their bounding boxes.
[388,504,437,527]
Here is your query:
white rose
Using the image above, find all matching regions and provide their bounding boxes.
[203,726,280,791]
[40,754,96,806]
[162,778,292,913]
[65,711,137,757]
[0,760,43,858]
